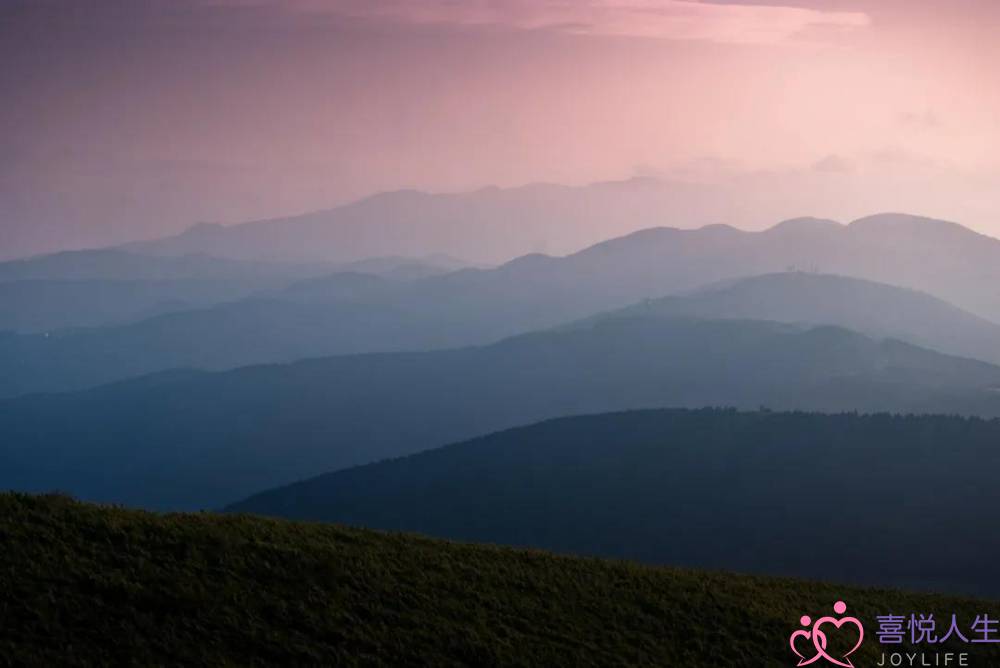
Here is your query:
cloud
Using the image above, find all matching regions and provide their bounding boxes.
[812,154,855,173]
[897,110,943,130]
[235,0,871,44]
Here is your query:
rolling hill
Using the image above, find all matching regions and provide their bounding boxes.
[123,178,699,264]
[3,492,998,666]
[0,250,329,333]
[0,290,475,397]
[230,408,1000,598]
[597,272,1000,365]
[6,218,1000,398]
[4,316,1000,511]
[0,251,464,335]
[129,202,1000,323]
[0,278,292,334]
[0,249,320,283]
[444,213,1000,324]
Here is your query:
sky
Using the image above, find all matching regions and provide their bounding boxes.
[2,0,1000,259]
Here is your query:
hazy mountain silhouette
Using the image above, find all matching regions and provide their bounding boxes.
[0,269,503,397]
[0,249,318,282]
[0,249,325,333]
[118,185,1000,322]
[0,253,465,334]
[0,247,467,284]
[596,272,1000,365]
[123,178,699,264]
[0,279,289,333]
[217,212,1000,335]
[4,317,1000,510]
[227,408,1000,598]
[6,224,1000,397]
[326,253,475,280]
[438,213,1000,324]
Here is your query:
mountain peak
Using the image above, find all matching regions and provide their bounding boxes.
[182,221,227,235]
[696,223,745,236]
[765,217,843,234]
[592,175,664,189]
[571,226,681,258]
[849,212,968,233]
[847,214,1000,248]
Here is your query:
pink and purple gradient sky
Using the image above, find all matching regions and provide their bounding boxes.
[2,0,1000,259]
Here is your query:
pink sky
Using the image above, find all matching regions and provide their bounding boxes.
[2,0,1000,258]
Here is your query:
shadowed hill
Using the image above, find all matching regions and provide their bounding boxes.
[2,493,999,666]
[129,206,1000,323]
[0,249,308,283]
[0,251,333,334]
[123,178,706,265]
[453,212,1000,323]
[598,272,1000,365]
[7,216,1000,398]
[0,251,465,335]
[4,317,1000,511]
[229,408,1000,598]
[0,248,462,285]
[0,278,290,334]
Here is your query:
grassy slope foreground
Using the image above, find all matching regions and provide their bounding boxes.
[2,494,999,666]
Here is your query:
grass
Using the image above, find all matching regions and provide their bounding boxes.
[1,492,998,666]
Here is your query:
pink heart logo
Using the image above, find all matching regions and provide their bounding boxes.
[789,629,814,663]
[788,601,865,668]
[812,614,864,667]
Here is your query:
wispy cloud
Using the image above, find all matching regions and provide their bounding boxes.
[898,110,944,130]
[234,0,871,44]
[812,154,855,173]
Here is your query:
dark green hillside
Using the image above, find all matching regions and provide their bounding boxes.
[231,409,1000,598]
[2,493,998,667]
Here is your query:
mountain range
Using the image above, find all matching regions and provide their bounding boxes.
[112,184,1000,324]
[0,252,465,334]
[0,248,318,283]
[4,315,1000,510]
[596,271,1000,365]
[6,214,1000,398]
[122,178,700,264]
[201,210,1000,325]
[5,199,1000,611]
[449,212,1000,324]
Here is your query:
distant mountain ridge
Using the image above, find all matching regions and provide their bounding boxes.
[0,278,288,334]
[11,175,1000,322]
[0,249,322,283]
[4,316,1000,510]
[0,247,465,285]
[494,212,1000,323]
[5,215,1000,397]
[122,178,699,264]
[111,183,1000,322]
[594,272,1000,365]
[0,252,465,334]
